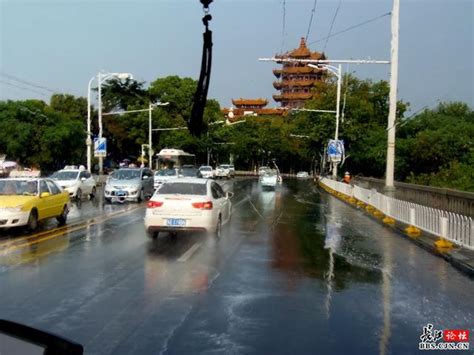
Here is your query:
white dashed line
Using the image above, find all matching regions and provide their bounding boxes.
[177,242,202,262]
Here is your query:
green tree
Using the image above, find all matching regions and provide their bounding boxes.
[50,94,87,121]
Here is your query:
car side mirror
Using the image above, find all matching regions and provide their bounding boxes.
[226,191,234,199]
[0,319,83,355]
[142,175,149,180]
[40,192,50,198]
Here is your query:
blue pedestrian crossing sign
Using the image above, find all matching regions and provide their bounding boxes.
[94,138,107,157]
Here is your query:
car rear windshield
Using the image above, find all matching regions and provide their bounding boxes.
[51,171,78,180]
[180,168,198,177]
[155,169,177,177]
[112,169,141,180]
[157,183,207,195]
[200,167,212,171]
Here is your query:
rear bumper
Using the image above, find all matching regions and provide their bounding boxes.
[146,226,207,233]
[144,213,216,233]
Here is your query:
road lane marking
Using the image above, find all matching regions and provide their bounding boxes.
[177,242,202,262]
[0,205,142,249]
[232,196,250,210]
[247,199,264,219]
[0,205,144,255]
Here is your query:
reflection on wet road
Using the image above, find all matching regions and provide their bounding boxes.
[0,179,473,354]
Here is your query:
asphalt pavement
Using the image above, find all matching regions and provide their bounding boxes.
[0,178,473,354]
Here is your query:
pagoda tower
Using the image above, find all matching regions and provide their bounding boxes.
[272,37,327,108]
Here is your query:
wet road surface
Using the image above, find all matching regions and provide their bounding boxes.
[1,178,473,354]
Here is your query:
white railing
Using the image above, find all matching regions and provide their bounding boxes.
[320,178,474,250]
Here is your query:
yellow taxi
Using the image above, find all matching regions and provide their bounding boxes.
[0,178,70,231]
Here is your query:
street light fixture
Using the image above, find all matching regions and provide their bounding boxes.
[101,101,169,169]
[86,72,133,174]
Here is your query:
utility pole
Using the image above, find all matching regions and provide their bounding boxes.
[149,103,153,169]
[333,64,342,179]
[385,0,400,190]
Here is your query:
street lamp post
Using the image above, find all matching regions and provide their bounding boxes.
[102,101,169,169]
[308,63,342,179]
[148,102,169,169]
[86,76,95,172]
[385,0,400,191]
[96,72,133,175]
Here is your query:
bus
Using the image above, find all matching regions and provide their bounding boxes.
[155,149,195,170]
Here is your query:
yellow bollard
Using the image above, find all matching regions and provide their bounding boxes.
[405,225,421,237]
[366,205,375,213]
[383,216,395,225]
[435,238,453,250]
[373,210,384,218]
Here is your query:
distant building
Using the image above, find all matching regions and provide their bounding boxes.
[272,37,327,108]
[222,98,287,119]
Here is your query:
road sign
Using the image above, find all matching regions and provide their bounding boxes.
[94,138,107,157]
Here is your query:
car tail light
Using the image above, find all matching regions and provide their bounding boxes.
[147,201,163,208]
[192,201,213,210]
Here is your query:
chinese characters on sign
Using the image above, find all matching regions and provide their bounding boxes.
[419,324,470,351]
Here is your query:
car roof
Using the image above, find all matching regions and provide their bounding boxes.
[1,177,44,181]
[164,177,208,184]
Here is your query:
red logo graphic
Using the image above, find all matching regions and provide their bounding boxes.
[443,330,470,342]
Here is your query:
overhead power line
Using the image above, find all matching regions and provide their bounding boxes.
[0,72,56,93]
[305,0,319,42]
[309,12,391,46]
[0,80,47,97]
[323,0,343,52]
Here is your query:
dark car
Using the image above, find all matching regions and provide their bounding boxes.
[179,166,201,178]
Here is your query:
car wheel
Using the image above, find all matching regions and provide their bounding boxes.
[27,210,38,231]
[215,216,222,238]
[56,205,68,226]
[138,189,144,202]
[89,187,96,200]
[147,231,158,239]
[76,188,82,200]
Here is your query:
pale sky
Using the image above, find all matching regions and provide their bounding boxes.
[0,0,472,113]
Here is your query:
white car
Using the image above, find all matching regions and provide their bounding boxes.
[215,164,231,179]
[144,178,232,238]
[51,166,96,200]
[154,168,179,190]
[199,166,214,179]
[260,170,282,189]
[258,166,270,176]
[296,171,309,179]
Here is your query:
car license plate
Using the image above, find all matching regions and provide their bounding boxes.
[166,218,186,226]
[116,190,127,196]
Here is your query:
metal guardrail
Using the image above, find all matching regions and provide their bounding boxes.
[320,178,474,250]
[353,176,474,217]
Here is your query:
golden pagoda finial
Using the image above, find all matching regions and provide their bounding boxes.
[299,37,307,49]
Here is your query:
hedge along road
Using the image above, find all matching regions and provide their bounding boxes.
[0,178,472,355]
